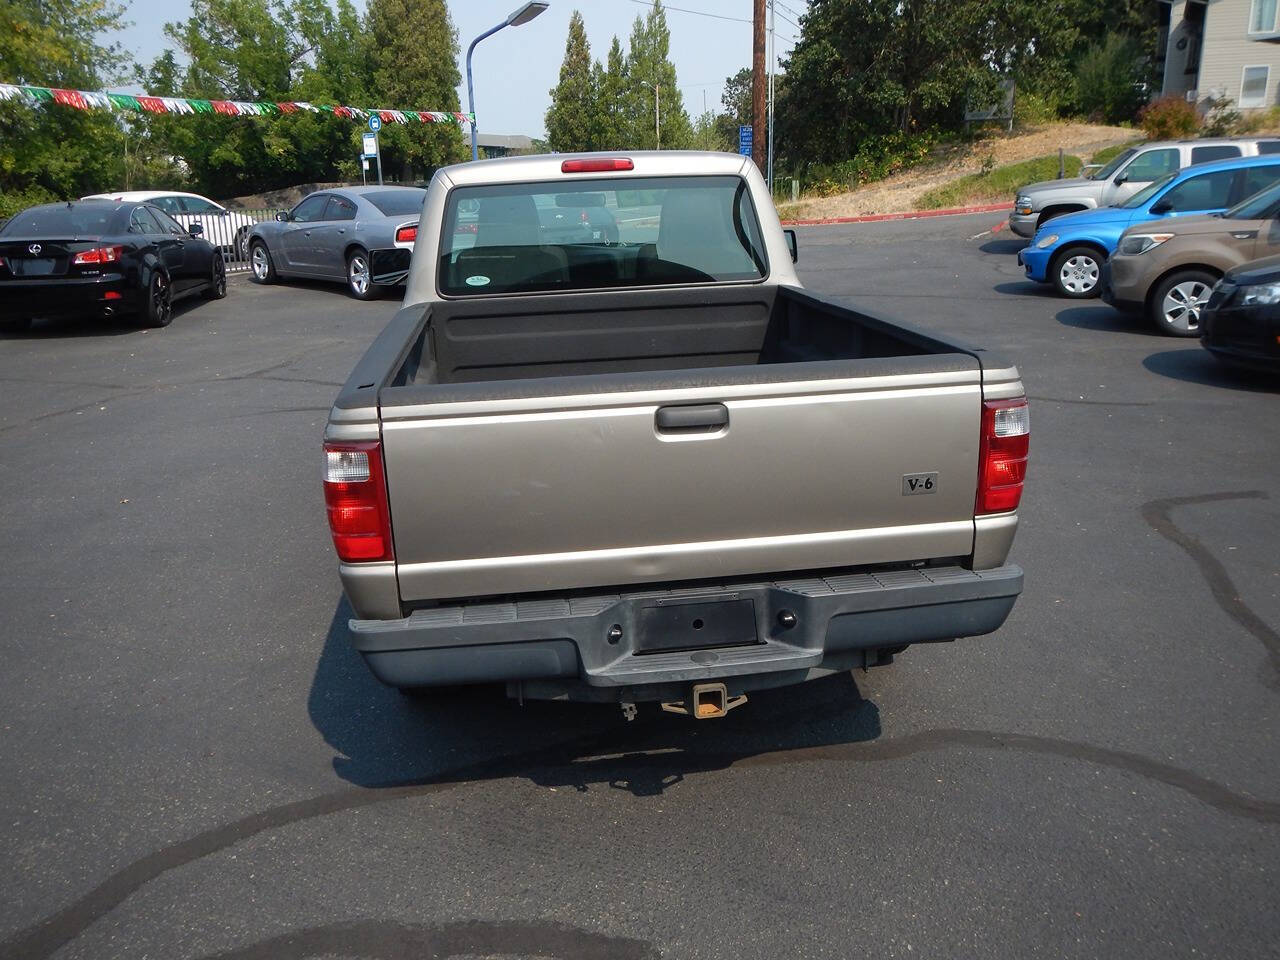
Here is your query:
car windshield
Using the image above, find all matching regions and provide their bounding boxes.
[1225,179,1280,219]
[1119,172,1178,209]
[365,190,426,216]
[0,203,120,236]
[438,175,768,296]
[1092,148,1136,181]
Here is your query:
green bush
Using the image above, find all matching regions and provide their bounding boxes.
[792,131,937,197]
[916,153,1083,209]
[1013,90,1061,129]
[1138,95,1199,139]
[1073,35,1146,124]
[0,185,58,220]
[1201,97,1244,136]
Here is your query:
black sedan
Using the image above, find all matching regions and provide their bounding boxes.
[0,199,225,332]
[1200,255,1280,372]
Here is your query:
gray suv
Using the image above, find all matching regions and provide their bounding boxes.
[1009,137,1280,238]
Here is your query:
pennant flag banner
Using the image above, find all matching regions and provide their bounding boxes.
[0,83,473,126]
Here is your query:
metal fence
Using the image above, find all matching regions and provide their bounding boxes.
[196,207,285,274]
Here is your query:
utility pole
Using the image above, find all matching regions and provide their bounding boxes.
[655,83,661,150]
[752,0,765,170]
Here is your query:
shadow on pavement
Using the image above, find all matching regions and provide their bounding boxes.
[991,280,1055,298]
[1143,347,1280,392]
[0,298,209,339]
[1056,304,1153,335]
[979,237,1026,256]
[308,598,883,797]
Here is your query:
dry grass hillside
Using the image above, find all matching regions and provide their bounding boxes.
[778,123,1138,220]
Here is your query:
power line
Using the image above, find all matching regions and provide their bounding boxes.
[776,1,807,22]
[616,0,751,25]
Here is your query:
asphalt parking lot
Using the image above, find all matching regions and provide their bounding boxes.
[2,210,1278,959]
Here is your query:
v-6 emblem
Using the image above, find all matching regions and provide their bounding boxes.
[902,472,938,495]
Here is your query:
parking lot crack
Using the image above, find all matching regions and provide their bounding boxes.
[3,722,1274,960]
[1141,491,1279,685]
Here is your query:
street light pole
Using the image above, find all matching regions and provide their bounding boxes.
[466,1,549,161]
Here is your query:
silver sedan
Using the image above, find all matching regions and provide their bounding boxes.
[246,186,424,300]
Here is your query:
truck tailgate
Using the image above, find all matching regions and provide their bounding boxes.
[380,357,982,602]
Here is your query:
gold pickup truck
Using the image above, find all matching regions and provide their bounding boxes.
[322,151,1028,718]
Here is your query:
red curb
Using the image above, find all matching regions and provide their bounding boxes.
[781,201,1012,227]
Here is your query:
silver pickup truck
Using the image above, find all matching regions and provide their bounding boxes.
[323,151,1028,718]
[1009,137,1280,238]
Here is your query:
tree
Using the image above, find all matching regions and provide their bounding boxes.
[777,0,1080,166]
[1073,35,1147,123]
[624,1,693,150]
[0,0,129,215]
[545,11,598,152]
[713,67,751,152]
[593,36,630,150]
[365,0,465,179]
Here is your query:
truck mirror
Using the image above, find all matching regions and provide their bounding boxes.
[1114,172,1129,186]
[275,211,290,222]
[783,228,798,263]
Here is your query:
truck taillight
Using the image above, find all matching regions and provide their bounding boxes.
[323,440,394,562]
[395,224,417,244]
[976,398,1029,515]
[72,245,124,265]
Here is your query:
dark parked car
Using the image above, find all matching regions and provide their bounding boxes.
[0,199,225,332]
[1200,255,1280,372]
[246,186,424,300]
[537,192,621,245]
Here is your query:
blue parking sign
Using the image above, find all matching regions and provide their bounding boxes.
[738,125,753,156]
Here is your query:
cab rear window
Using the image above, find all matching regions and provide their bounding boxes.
[437,175,768,296]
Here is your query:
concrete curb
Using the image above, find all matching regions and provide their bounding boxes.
[781,201,1012,227]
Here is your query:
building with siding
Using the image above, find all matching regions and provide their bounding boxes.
[1160,0,1280,111]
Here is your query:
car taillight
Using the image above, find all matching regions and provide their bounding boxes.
[976,398,1029,515]
[323,440,394,562]
[72,245,124,265]
[395,224,417,244]
[561,157,633,173]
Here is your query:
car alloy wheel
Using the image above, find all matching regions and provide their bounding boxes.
[149,273,172,327]
[1161,279,1211,334]
[251,244,270,280]
[348,253,370,297]
[206,255,227,299]
[1057,252,1100,296]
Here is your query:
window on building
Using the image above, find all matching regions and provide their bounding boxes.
[1251,0,1277,33]
[1241,65,1271,108]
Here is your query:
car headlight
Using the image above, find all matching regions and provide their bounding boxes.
[1234,281,1280,306]
[1117,233,1174,256]
[1035,233,1059,249]
[1015,195,1033,215]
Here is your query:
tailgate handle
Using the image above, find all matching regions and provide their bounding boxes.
[655,403,729,433]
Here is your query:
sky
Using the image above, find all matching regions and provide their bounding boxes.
[103,0,803,138]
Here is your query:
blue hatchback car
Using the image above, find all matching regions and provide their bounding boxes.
[1018,154,1280,298]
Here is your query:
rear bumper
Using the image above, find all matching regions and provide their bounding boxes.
[348,563,1023,699]
[370,248,411,286]
[0,274,136,320]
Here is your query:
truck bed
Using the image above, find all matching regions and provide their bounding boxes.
[330,284,1016,608]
